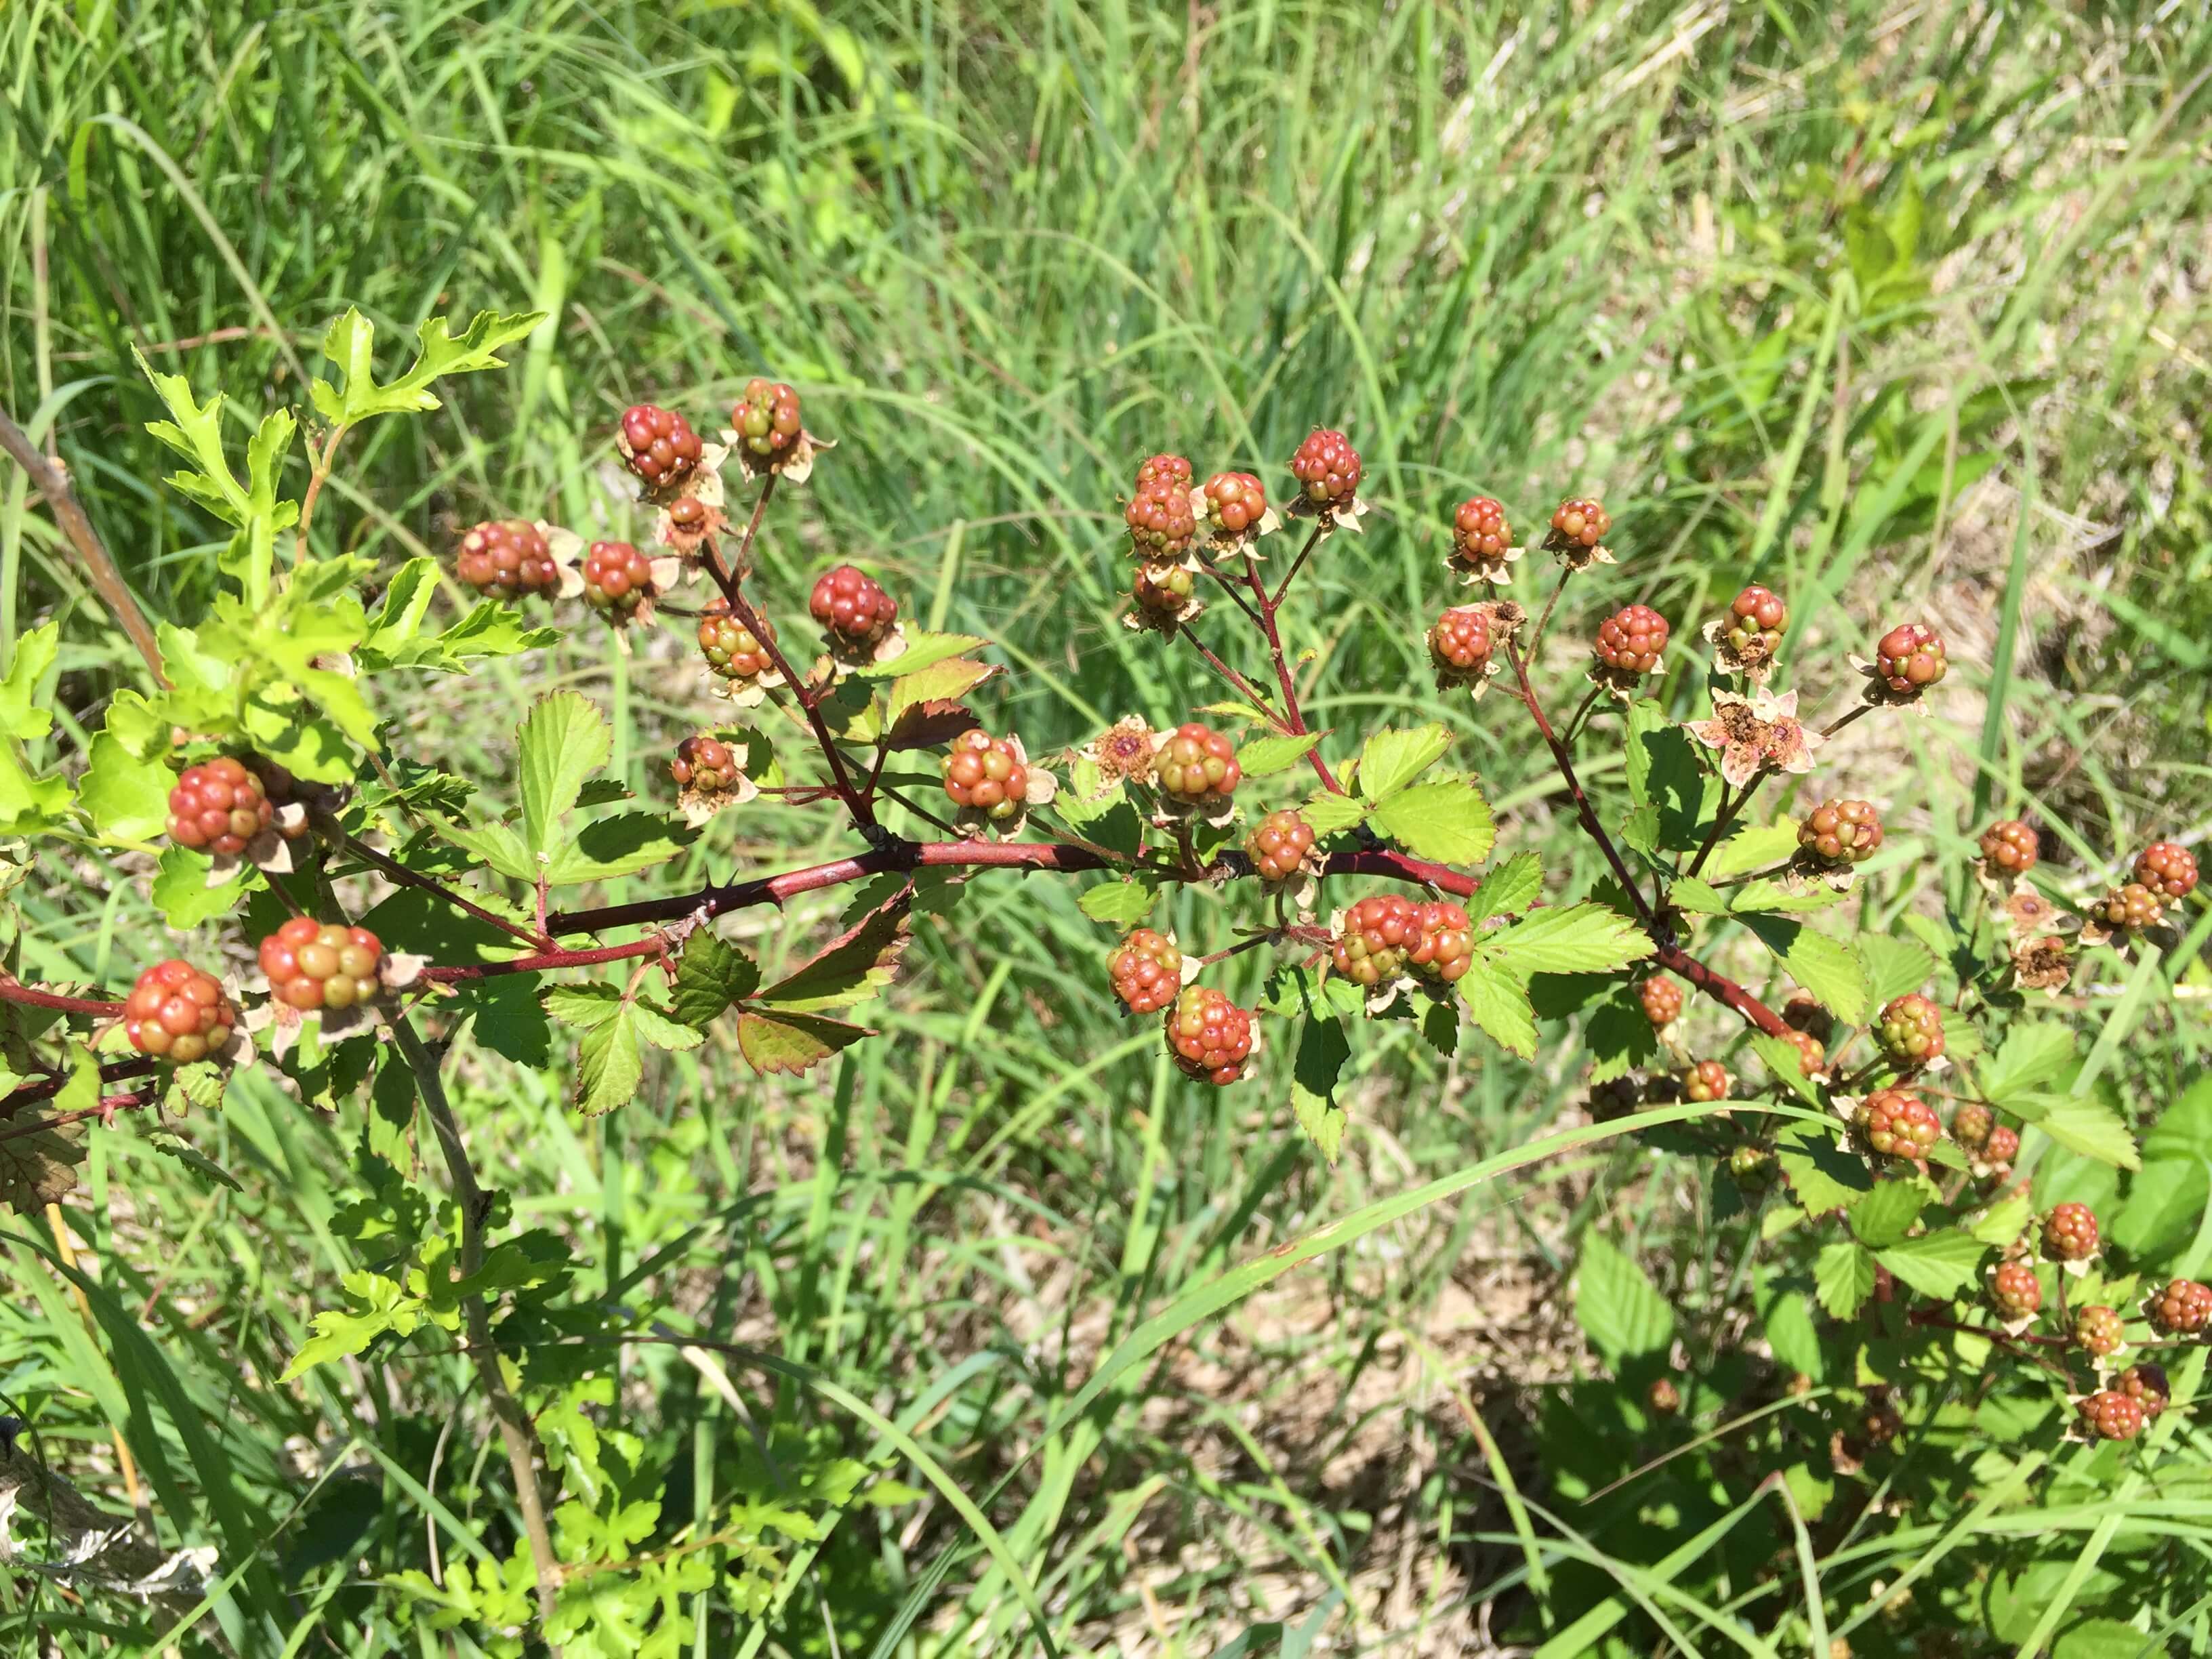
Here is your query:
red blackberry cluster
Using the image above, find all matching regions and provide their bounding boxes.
[697,597,778,682]
[1134,453,1193,491]
[810,565,898,649]
[731,378,803,462]
[2073,1305,2125,1357]
[941,730,1029,822]
[1983,1124,2020,1168]
[1647,1378,1681,1415]
[1797,800,1883,868]
[1126,478,1197,558]
[1875,993,1946,1067]
[1288,430,1361,508]
[617,404,704,489]
[1108,928,1183,1015]
[2078,1391,2144,1442]
[1408,902,1473,984]
[1988,1261,2041,1319]
[1594,605,1668,674]
[167,758,275,855]
[1131,562,1196,618]
[1547,497,1610,552]
[2116,1364,2169,1421]
[1872,623,1946,695]
[1333,894,1420,986]
[1780,1028,1824,1076]
[1980,820,2039,874]
[1449,497,1513,571]
[1429,606,1492,680]
[671,735,741,793]
[455,519,558,600]
[259,918,383,1012]
[581,541,657,617]
[1155,723,1240,804]
[1168,985,1255,1084]
[1729,1145,1777,1187]
[1950,1102,1992,1151]
[1859,1088,1940,1159]
[1200,472,1268,536]
[1638,975,1683,1027]
[2041,1202,2099,1263]
[1862,1399,1904,1446]
[2093,883,2163,932]
[1246,809,1316,882]
[2148,1277,2212,1336]
[2133,841,2198,900]
[123,960,235,1063]
[1722,585,1787,659]
[1683,1059,1732,1102]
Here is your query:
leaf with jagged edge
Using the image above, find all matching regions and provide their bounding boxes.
[736,1009,873,1076]
[671,935,763,1029]
[310,306,545,426]
[752,884,914,1015]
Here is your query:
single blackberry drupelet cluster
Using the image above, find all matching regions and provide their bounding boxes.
[1408,902,1473,984]
[582,541,657,617]
[260,918,383,1012]
[1872,623,1946,695]
[1429,606,1492,676]
[1951,1102,1993,1151]
[2116,1364,2169,1421]
[123,960,235,1063]
[1594,605,1668,674]
[2133,841,2198,900]
[1134,453,1193,491]
[2078,1391,2144,1442]
[1859,1088,1940,1159]
[1980,820,2039,874]
[1722,585,1787,659]
[1729,1145,1777,1187]
[1647,1378,1681,1414]
[697,596,778,682]
[1109,928,1183,1015]
[1547,497,1610,552]
[1983,1124,2020,1168]
[1333,894,1420,986]
[1449,497,1513,570]
[941,730,1029,821]
[671,735,741,794]
[666,498,709,537]
[2093,883,2164,933]
[456,519,558,600]
[1781,1027,1825,1076]
[2148,1277,2212,1336]
[617,404,704,489]
[731,378,803,462]
[2073,1305,2125,1358]
[2042,1202,2099,1263]
[810,565,898,648]
[1131,562,1196,616]
[1798,800,1884,868]
[1155,723,1240,805]
[1862,1399,1904,1446]
[1127,478,1197,558]
[1288,429,1361,508]
[1201,472,1268,536]
[1683,1060,1732,1102]
[1246,809,1316,882]
[1168,985,1254,1084]
[1988,1261,2042,1319]
[1875,993,1946,1067]
[1638,975,1683,1027]
[167,758,274,855]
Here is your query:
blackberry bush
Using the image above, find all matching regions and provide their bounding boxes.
[1875,992,1946,1067]
[166,757,276,855]
[2148,1277,2212,1335]
[1872,622,1946,695]
[1155,722,1240,805]
[1547,496,1610,552]
[259,918,384,1012]
[1448,496,1513,577]
[1858,1088,1940,1159]
[941,730,1029,822]
[1683,1059,1731,1102]
[1408,901,1473,984]
[2078,1391,2144,1442]
[581,539,658,617]
[1200,471,1269,537]
[1429,605,1492,682]
[697,596,779,684]
[1797,799,1884,868]
[1721,584,1787,661]
[1988,1262,2042,1319]
[2133,841,2198,899]
[1594,604,1668,674]
[1979,819,2039,874]
[809,564,898,649]
[1246,809,1317,883]
[2072,1304,2125,1357]
[1638,975,1683,1027]
[1167,985,1254,1085]
[123,960,235,1063]
[2042,1202,2100,1263]
[1288,428,1361,509]
[1107,928,1184,1015]
[617,403,704,490]
[731,377,802,463]
[1126,477,1197,558]
[1333,894,1420,986]
[671,735,741,794]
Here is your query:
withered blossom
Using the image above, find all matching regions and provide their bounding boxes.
[1687,687,1824,789]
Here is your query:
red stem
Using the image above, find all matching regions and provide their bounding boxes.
[0,981,125,1017]
[1507,636,1652,924]
[1242,537,1343,796]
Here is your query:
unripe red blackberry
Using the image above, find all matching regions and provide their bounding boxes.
[1246,809,1316,882]
[581,540,657,617]
[1859,1087,1940,1159]
[1683,1059,1731,1102]
[1131,561,1195,617]
[1637,975,1682,1027]
[1781,1028,1825,1076]
[1333,894,1420,986]
[697,596,778,682]
[731,377,802,462]
[1797,799,1883,868]
[1429,606,1492,673]
[666,497,708,537]
[259,918,384,1012]
[1288,429,1361,508]
[941,729,1029,821]
[1983,1124,2020,1168]
[1988,1261,2041,1319]
[1862,1400,1903,1446]
[1126,477,1197,558]
[2041,1202,2099,1263]
[2078,1390,2144,1442]
[2148,1277,2212,1336]
[2072,1304,2125,1357]
[1647,1378,1681,1414]
[1980,820,2039,874]
[617,403,704,489]
[455,519,558,600]
[1200,471,1268,535]
[1594,605,1668,674]
[1722,585,1787,658]
[123,960,235,1063]
[1408,901,1473,984]
[1784,994,1834,1042]
[2093,883,2163,932]
[1950,1102,1992,1151]
[1108,928,1183,1015]
[1155,723,1240,804]
[2133,841,2198,900]
[1875,993,1946,1067]
[809,564,898,647]
[1449,497,1513,570]
[166,757,274,855]
[1729,1144,1777,1188]
[1873,623,1946,694]
[1134,453,1193,491]
[1168,985,1255,1085]
[1547,497,1611,552]
[2116,1364,2169,1421]
[671,734,741,794]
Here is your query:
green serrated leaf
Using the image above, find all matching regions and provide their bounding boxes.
[2027,1097,2139,1170]
[575,1000,644,1115]
[0,623,58,741]
[542,813,695,886]
[672,935,762,1028]
[1857,933,1939,1004]
[1748,1033,1823,1103]
[1776,1126,1876,1213]
[518,691,611,859]
[80,731,173,842]
[1966,1193,2032,1246]
[1574,1234,1675,1362]
[315,306,544,426]
[1727,879,1847,914]
[735,1008,871,1076]
[1355,724,1452,801]
[1814,1239,1876,1318]
[1292,1015,1351,1166]
[1875,1229,1988,1300]
[1668,876,1727,914]
[1237,732,1324,778]
[544,982,623,1028]
[1740,915,1868,1025]
[1483,903,1653,977]
[1298,791,1369,837]
[886,659,1000,726]
[1847,1179,1929,1248]
[1370,777,1495,865]
[632,996,706,1052]
[1457,960,1538,1058]
[1982,1023,2075,1103]
[1077,880,1159,927]
[1702,819,1799,880]
[150,845,255,929]
[1466,851,1542,926]
[754,886,911,1013]
[856,632,988,680]
[429,818,538,883]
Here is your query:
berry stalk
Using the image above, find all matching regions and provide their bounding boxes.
[1241,529,1343,794]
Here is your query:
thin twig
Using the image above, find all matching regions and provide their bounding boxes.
[1507,636,1654,926]
[1525,566,1572,661]
[340,836,546,946]
[1242,550,1343,795]
[1179,628,1279,720]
